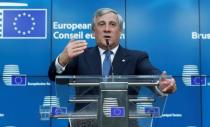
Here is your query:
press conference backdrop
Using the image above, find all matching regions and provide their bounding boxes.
[0,0,209,127]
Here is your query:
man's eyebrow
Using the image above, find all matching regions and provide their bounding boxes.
[110,21,117,23]
[98,20,105,22]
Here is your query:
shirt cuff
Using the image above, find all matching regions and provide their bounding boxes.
[55,56,66,74]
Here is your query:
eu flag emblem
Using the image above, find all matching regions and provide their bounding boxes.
[145,107,160,117]
[111,107,125,117]
[11,75,27,86]
[0,9,47,39]
[51,107,67,116]
[191,76,206,86]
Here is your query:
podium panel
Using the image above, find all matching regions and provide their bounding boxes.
[51,75,169,127]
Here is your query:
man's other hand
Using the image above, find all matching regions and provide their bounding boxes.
[158,71,176,93]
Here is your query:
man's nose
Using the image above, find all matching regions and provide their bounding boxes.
[104,25,111,33]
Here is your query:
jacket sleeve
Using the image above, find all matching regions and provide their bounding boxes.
[136,52,161,75]
[48,57,78,81]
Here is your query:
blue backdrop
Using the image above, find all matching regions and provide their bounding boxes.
[0,0,209,127]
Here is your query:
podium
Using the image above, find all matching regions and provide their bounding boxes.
[51,75,169,127]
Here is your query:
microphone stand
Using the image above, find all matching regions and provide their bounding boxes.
[105,39,114,79]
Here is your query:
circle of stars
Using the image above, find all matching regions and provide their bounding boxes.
[13,12,36,36]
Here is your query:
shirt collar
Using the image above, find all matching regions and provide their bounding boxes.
[98,45,119,56]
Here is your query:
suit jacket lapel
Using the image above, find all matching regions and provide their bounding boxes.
[112,46,128,75]
[85,46,102,75]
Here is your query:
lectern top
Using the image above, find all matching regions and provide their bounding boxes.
[55,75,172,87]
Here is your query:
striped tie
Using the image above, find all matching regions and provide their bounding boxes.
[102,50,112,76]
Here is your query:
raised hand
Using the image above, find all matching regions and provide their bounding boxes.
[58,40,87,66]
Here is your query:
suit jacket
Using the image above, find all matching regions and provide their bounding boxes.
[48,45,161,111]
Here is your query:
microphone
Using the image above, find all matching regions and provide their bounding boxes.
[105,38,110,50]
[105,39,114,76]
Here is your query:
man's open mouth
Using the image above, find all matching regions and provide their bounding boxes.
[104,35,111,39]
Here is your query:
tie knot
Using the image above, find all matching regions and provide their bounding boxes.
[104,50,112,57]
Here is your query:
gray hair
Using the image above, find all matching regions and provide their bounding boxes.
[91,8,124,32]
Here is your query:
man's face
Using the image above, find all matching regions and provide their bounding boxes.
[93,12,121,50]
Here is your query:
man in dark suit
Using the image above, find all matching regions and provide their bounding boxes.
[48,8,176,127]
